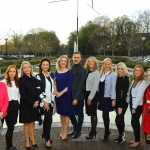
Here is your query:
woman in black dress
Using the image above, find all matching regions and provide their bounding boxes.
[114,62,130,144]
[19,61,39,149]
[84,56,100,139]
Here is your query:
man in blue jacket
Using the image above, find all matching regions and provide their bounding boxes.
[68,51,86,139]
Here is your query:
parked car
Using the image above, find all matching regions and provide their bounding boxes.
[7,55,18,60]
[0,57,3,61]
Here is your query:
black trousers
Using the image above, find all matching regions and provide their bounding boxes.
[130,105,142,142]
[102,112,110,138]
[42,106,53,141]
[115,103,128,135]
[2,110,18,149]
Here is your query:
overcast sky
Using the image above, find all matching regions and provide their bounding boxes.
[0,0,149,44]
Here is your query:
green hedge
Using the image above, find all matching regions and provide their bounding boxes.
[0,56,57,73]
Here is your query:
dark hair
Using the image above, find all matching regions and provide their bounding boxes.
[39,58,51,73]
[72,51,82,57]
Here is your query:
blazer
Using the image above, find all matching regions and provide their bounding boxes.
[19,74,40,110]
[129,80,147,109]
[71,63,86,101]
[142,84,150,133]
[101,72,117,100]
[35,72,55,106]
[85,70,100,100]
[0,82,9,118]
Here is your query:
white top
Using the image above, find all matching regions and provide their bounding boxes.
[2,79,20,101]
[45,77,52,103]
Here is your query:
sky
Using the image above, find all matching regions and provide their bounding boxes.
[0,0,149,44]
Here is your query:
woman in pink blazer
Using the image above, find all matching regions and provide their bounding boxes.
[0,81,9,119]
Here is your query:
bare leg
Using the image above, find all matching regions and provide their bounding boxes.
[24,123,30,148]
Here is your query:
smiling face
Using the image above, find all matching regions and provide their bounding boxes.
[23,63,31,76]
[103,60,112,72]
[8,67,16,80]
[88,58,95,70]
[41,61,50,72]
[134,67,142,78]
[117,65,124,76]
[59,57,68,68]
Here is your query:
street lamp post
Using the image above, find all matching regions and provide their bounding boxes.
[141,37,146,60]
[5,38,8,60]
[28,43,31,60]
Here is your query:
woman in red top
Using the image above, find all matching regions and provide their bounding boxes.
[0,82,9,119]
[142,68,150,149]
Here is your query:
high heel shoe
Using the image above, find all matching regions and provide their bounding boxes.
[25,140,31,149]
[86,130,97,139]
[101,131,111,142]
[29,137,38,147]
[59,133,62,138]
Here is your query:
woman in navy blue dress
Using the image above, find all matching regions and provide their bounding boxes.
[54,55,77,140]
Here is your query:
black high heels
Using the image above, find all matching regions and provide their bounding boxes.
[45,140,51,150]
[86,130,97,139]
[29,137,38,147]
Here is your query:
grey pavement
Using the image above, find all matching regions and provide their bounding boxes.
[0,122,146,150]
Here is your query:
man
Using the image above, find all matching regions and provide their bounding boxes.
[69,51,86,139]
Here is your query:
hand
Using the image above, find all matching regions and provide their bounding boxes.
[33,101,39,108]
[43,101,50,111]
[0,112,4,119]
[72,99,78,105]
[87,99,92,106]
[112,100,116,107]
[56,92,63,98]
[52,90,57,95]
[132,109,136,114]
[118,108,122,115]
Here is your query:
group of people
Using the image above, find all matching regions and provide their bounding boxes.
[0,51,150,150]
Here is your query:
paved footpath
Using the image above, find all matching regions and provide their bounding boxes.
[0,123,146,150]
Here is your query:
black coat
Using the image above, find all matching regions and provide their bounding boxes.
[116,76,129,108]
[19,74,40,110]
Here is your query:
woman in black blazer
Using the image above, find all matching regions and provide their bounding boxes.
[35,58,55,149]
[19,61,39,149]
[114,62,130,144]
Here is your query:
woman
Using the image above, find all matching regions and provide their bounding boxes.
[35,58,55,149]
[84,56,100,139]
[0,81,9,134]
[142,68,150,149]
[114,62,129,144]
[2,65,20,150]
[98,58,117,142]
[129,65,147,148]
[55,55,76,140]
[19,61,39,149]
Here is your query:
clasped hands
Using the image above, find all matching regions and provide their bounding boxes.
[33,101,39,108]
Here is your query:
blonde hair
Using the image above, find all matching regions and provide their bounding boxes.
[56,55,70,70]
[133,65,144,87]
[100,58,113,74]
[115,62,129,77]
[84,56,99,72]
[20,61,33,77]
[146,68,150,73]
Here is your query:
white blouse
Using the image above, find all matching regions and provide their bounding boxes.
[2,79,20,101]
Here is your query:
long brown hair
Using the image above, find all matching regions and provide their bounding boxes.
[5,65,19,88]
[133,65,144,87]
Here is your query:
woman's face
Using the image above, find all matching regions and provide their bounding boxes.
[23,64,31,76]
[147,71,150,81]
[41,61,50,72]
[88,58,95,70]
[103,60,111,72]
[134,67,142,78]
[59,57,67,68]
[9,67,16,80]
[117,65,124,76]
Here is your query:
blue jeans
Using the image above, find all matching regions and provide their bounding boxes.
[70,100,84,133]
